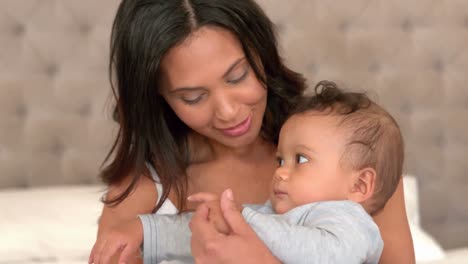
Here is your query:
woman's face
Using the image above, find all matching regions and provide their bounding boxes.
[159,26,267,149]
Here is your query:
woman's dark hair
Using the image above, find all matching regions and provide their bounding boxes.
[101,0,306,211]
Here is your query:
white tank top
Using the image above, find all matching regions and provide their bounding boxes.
[146,163,179,214]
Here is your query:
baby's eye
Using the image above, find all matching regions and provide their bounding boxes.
[276,157,284,167]
[296,154,309,164]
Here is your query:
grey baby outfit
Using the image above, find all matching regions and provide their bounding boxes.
[138,200,383,264]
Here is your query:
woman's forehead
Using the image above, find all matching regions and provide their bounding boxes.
[159,26,246,87]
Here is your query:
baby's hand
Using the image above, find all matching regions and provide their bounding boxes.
[89,218,143,264]
[188,192,239,235]
[205,199,231,234]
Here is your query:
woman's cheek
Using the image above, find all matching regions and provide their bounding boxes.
[239,82,267,106]
[175,106,212,131]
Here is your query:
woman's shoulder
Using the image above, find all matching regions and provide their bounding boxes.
[97,172,157,243]
[142,162,179,214]
[103,167,159,219]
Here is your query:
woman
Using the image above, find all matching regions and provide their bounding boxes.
[95,0,415,263]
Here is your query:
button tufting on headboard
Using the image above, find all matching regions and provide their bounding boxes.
[12,23,26,36]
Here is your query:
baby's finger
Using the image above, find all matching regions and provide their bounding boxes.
[88,244,96,264]
[191,204,227,244]
[187,192,219,202]
[118,242,138,264]
[92,238,108,264]
[189,203,210,230]
[100,240,126,264]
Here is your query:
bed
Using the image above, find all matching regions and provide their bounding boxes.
[1,176,467,264]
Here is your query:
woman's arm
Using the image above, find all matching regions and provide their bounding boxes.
[373,179,415,264]
[95,173,158,264]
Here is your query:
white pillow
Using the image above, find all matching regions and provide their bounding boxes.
[0,185,103,262]
[403,175,445,263]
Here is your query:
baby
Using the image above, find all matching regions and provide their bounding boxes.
[90,81,404,264]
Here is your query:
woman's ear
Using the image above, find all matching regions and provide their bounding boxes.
[348,168,376,203]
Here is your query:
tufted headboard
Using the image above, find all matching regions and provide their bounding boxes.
[0,0,467,249]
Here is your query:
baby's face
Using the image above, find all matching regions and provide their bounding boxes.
[271,112,354,214]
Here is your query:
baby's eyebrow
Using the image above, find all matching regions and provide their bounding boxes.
[274,151,283,157]
[296,144,317,154]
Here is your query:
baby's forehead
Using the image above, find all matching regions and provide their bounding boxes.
[278,112,350,153]
[286,111,341,127]
[282,111,352,138]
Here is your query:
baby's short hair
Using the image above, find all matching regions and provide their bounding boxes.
[292,81,404,214]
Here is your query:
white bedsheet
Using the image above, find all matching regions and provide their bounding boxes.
[0,185,103,264]
[0,183,467,264]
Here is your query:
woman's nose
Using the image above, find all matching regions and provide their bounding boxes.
[214,91,239,122]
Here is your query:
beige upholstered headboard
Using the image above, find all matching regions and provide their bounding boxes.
[0,0,467,249]
[0,0,117,186]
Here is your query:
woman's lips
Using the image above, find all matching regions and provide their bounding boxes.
[220,115,252,137]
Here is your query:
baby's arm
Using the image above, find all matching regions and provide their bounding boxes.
[242,202,383,264]
[138,212,193,264]
[138,197,231,263]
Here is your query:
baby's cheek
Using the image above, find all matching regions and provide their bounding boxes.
[270,198,280,212]
[273,200,290,214]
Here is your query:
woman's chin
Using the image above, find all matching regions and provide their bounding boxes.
[217,127,262,149]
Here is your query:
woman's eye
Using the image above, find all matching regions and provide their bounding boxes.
[296,154,309,164]
[227,70,248,84]
[276,157,284,167]
[181,95,203,105]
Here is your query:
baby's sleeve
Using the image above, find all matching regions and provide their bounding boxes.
[138,212,193,264]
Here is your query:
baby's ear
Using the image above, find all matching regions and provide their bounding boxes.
[348,168,376,203]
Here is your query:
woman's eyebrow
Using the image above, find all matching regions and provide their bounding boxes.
[170,86,205,93]
[170,57,246,93]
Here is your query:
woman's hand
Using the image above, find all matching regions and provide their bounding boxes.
[89,218,143,264]
[374,179,415,264]
[189,189,281,264]
[188,192,233,235]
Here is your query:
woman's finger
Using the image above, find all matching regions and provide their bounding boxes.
[187,192,219,202]
[190,204,224,242]
[220,189,252,235]
[190,204,227,264]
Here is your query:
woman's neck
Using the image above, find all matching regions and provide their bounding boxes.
[189,133,276,163]
[175,133,277,209]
